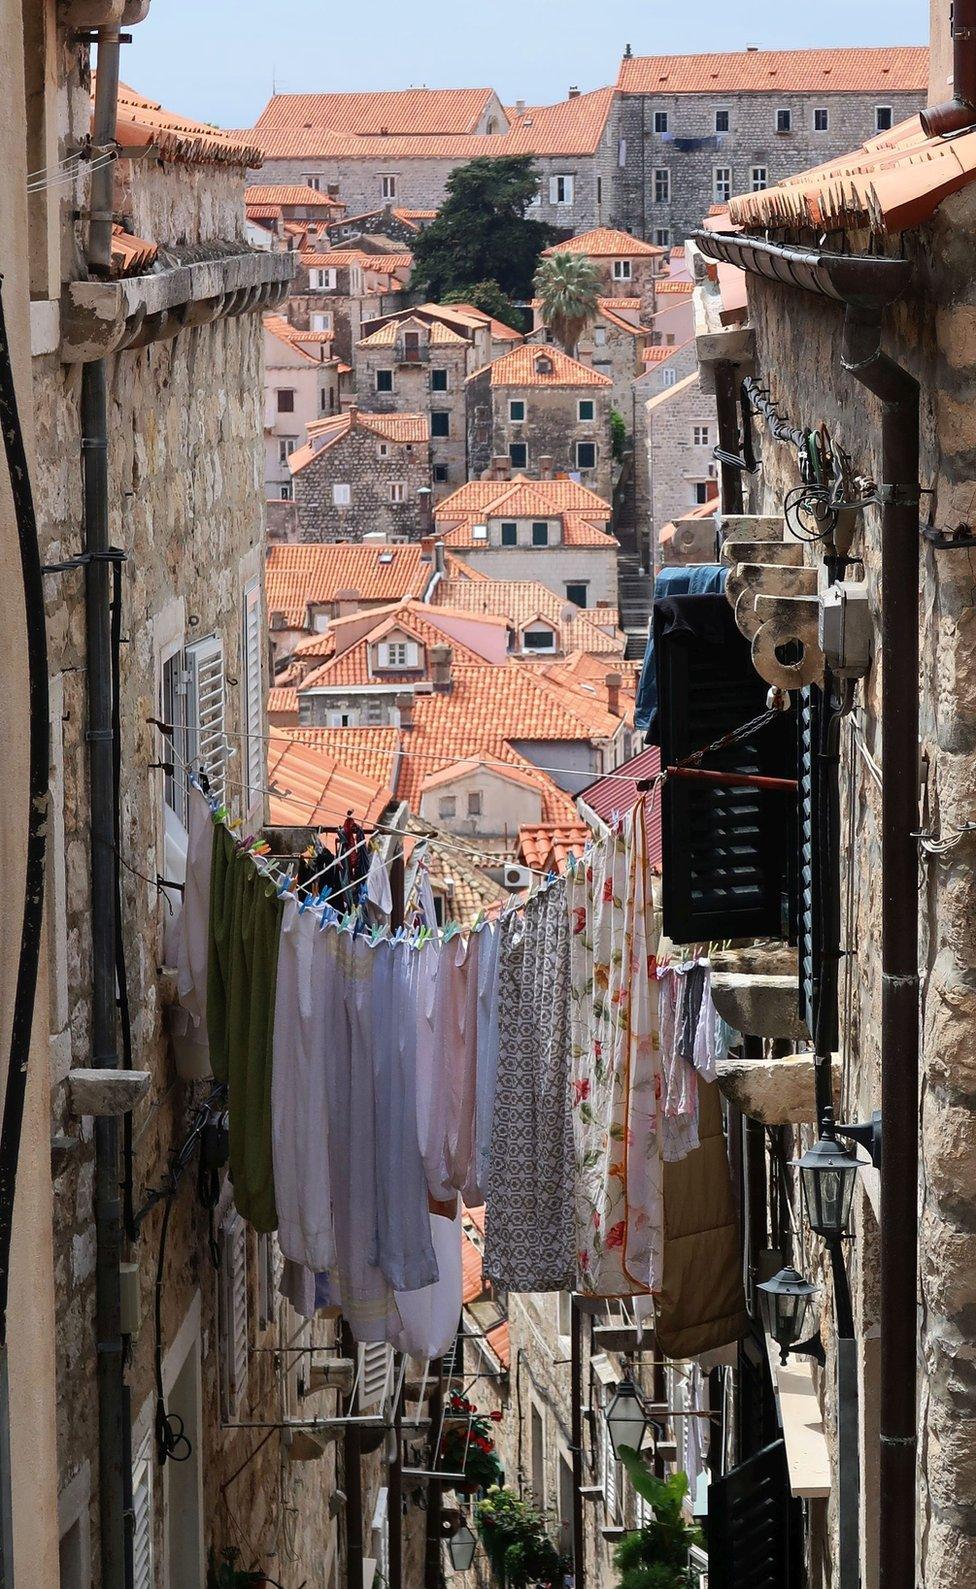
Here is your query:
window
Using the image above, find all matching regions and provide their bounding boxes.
[528,181,542,207]
[279,483,292,500]
[219,1211,248,1419]
[276,388,295,413]
[467,791,482,816]
[531,1404,545,1507]
[565,582,588,608]
[433,464,449,483]
[653,167,670,204]
[381,174,397,199]
[431,411,450,437]
[713,166,732,202]
[532,521,549,546]
[438,796,457,819]
[523,626,557,652]
[693,424,710,446]
[332,483,351,506]
[509,398,526,422]
[662,366,678,388]
[814,106,829,131]
[472,522,488,540]
[379,640,417,669]
[575,441,596,470]
[389,482,406,503]
[377,441,390,458]
[597,175,603,205]
[301,173,321,190]
[715,108,730,132]
[500,521,518,546]
[242,580,263,809]
[131,1433,154,1589]
[509,443,527,470]
[654,226,671,248]
[277,436,298,465]
[310,311,333,333]
[876,106,893,132]
[318,387,330,413]
[593,326,607,347]
[376,369,394,393]
[693,481,713,504]
[308,267,336,290]
[578,398,595,422]
[653,110,669,133]
[618,137,627,166]
[751,166,768,191]
[549,174,575,205]
[776,108,792,133]
[431,367,448,392]
[161,634,227,807]
[612,258,632,281]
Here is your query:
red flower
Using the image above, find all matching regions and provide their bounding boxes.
[602,877,614,903]
[572,1078,590,1105]
[606,1220,626,1250]
[489,1410,503,1422]
[572,906,587,936]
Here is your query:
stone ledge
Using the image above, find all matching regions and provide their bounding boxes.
[710,971,809,1039]
[716,1052,841,1124]
[67,1068,151,1117]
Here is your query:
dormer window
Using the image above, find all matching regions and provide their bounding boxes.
[500,522,518,546]
[535,355,553,377]
[472,524,488,541]
[377,638,419,669]
[531,521,550,546]
[522,624,557,652]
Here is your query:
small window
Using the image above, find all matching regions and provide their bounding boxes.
[378,442,391,460]
[522,627,557,652]
[713,167,732,203]
[390,482,406,503]
[302,173,322,191]
[308,267,336,290]
[332,483,351,506]
[578,399,595,422]
[875,106,893,132]
[653,227,671,247]
[278,436,298,464]
[575,441,596,470]
[612,259,632,281]
[431,411,450,437]
[431,368,448,392]
[385,642,409,667]
[376,369,394,393]
[535,354,553,376]
[814,107,829,131]
[467,792,482,816]
[318,386,330,412]
[776,108,792,133]
[500,521,518,546]
[653,167,670,204]
[662,367,677,388]
[438,796,456,819]
[751,166,768,192]
[509,399,526,422]
[381,174,397,199]
[653,111,669,133]
[310,311,333,332]
[279,483,292,500]
[509,443,527,470]
[549,174,575,206]
[531,521,549,546]
[276,388,295,413]
[715,108,730,133]
[565,582,588,608]
[593,326,607,347]
[618,137,627,166]
[693,481,713,505]
[433,464,449,483]
[597,175,603,205]
[693,425,710,446]
[472,522,488,540]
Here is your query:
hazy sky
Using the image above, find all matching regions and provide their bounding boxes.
[122,1,928,129]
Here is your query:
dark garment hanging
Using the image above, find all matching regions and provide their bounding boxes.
[207,825,283,1232]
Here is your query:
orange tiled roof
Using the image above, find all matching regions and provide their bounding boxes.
[518,822,590,874]
[642,341,692,364]
[596,299,649,337]
[283,726,403,790]
[485,1320,510,1369]
[266,727,394,828]
[433,303,523,341]
[110,225,157,277]
[289,409,428,475]
[484,345,612,389]
[298,249,414,272]
[436,474,611,518]
[268,687,299,718]
[430,577,625,655]
[726,114,976,235]
[654,278,694,294]
[246,184,343,208]
[462,1227,487,1304]
[264,314,336,361]
[298,605,490,689]
[357,316,468,348]
[616,46,928,96]
[266,542,433,627]
[256,87,500,137]
[113,82,262,167]
[543,227,664,258]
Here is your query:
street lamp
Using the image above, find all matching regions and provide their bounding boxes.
[447,1517,477,1572]
[605,1377,652,1458]
[756,1266,821,1365]
[794,1106,860,1239]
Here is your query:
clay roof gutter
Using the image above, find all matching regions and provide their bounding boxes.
[690,230,912,309]
[921,0,976,136]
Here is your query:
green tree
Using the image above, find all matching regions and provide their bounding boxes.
[411,157,557,302]
[533,250,601,354]
[611,1450,703,1589]
[611,407,627,461]
[441,280,525,332]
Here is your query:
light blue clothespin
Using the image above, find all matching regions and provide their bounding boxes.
[275,872,291,899]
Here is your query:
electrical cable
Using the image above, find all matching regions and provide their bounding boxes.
[110,552,138,1240]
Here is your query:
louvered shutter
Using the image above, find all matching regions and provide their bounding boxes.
[242,581,264,809]
[601,1391,620,1521]
[220,1213,248,1418]
[655,595,795,944]
[186,635,226,802]
[371,1487,390,1580]
[707,1439,803,1588]
[358,1342,393,1411]
[131,1435,154,1589]
[796,686,836,1048]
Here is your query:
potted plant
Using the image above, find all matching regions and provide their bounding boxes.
[475,1485,570,1587]
[441,1392,505,1495]
[611,1449,704,1588]
[206,1546,269,1588]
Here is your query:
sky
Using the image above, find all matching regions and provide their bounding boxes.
[122,0,928,129]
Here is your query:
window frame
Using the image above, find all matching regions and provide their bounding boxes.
[277,436,298,465]
[430,410,451,438]
[575,440,597,470]
[381,173,398,200]
[389,481,407,503]
[500,521,518,546]
[776,107,792,133]
[875,105,893,132]
[438,795,457,820]
[653,226,671,248]
[531,521,550,547]
[309,310,333,332]
[565,581,588,608]
[509,398,526,422]
[332,482,352,507]
[430,367,449,392]
[814,106,829,131]
[714,107,730,133]
[751,166,768,192]
[653,167,671,204]
[275,387,295,413]
[653,110,669,134]
[611,258,632,281]
[375,368,394,393]
[308,267,336,291]
[509,442,527,470]
[692,424,710,447]
[713,166,732,203]
[549,173,575,206]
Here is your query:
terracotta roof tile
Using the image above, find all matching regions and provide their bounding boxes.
[435,303,523,341]
[266,727,394,827]
[485,1320,510,1368]
[246,184,344,208]
[578,745,663,869]
[483,345,611,389]
[109,225,157,277]
[616,46,928,96]
[114,82,262,167]
[298,606,489,688]
[265,542,432,627]
[432,575,626,655]
[654,278,694,294]
[268,687,299,718]
[462,1229,487,1304]
[298,249,414,272]
[256,87,499,137]
[282,726,402,790]
[543,227,664,258]
[518,822,589,874]
[289,409,428,474]
[642,341,692,364]
[435,474,611,517]
[357,316,468,347]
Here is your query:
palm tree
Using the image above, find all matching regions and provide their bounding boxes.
[533,251,601,355]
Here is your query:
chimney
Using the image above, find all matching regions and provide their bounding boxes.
[605,671,623,717]
[433,538,445,575]
[492,454,511,480]
[515,98,526,117]
[624,43,633,58]
[568,85,580,98]
[538,454,554,480]
[420,534,434,562]
[396,691,414,730]
[745,42,759,51]
[921,0,976,136]
[429,644,454,692]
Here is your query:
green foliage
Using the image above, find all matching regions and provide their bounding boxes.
[611,1452,703,1589]
[533,250,602,354]
[206,1547,266,1588]
[476,1485,570,1587]
[411,157,557,302]
[611,408,627,461]
[442,1392,505,1493]
[441,281,525,332]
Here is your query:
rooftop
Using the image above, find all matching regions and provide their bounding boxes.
[518,822,590,874]
[266,727,394,827]
[357,316,468,348]
[543,227,664,258]
[616,46,928,96]
[246,184,344,208]
[578,744,663,869]
[288,409,428,475]
[255,86,500,137]
[114,82,263,167]
[266,542,434,627]
[483,344,613,388]
[430,577,626,654]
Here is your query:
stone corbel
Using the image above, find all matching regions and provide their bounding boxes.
[716,1052,842,1125]
[727,561,819,641]
[751,593,824,689]
[717,514,784,547]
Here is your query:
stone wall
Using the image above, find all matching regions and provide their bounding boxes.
[574,313,649,430]
[449,542,619,607]
[480,382,614,500]
[292,422,433,540]
[355,342,470,494]
[632,341,700,531]
[644,371,718,563]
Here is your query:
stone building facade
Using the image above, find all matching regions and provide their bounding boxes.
[264,314,342,499]
[290,407,433,540]
[467,345,614,498]
[613,46,928,246]
[643,369,718,566]
[355,313,476,494]
[287,245,412,361]
[631,339,699,537]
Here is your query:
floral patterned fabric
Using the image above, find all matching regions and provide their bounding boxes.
[568,803,662,1297]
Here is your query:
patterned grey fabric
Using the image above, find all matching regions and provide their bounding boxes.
[484,881,575,1292]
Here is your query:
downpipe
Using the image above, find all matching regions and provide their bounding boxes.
[842,306,920,1589]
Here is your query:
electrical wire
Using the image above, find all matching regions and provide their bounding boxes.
[26,152,117,194]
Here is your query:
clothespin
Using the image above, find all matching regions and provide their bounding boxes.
[471,909,486,933]
[275,873,292,899]
[443,920,460,942]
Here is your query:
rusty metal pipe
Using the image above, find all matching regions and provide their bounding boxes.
[921,0,976,137]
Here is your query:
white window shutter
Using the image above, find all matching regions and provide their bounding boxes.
[131,1435,154,1589]
[242,581,264,808]
[548,176,559,204]
[220,1212,248,1418]
[358,1342,393,1410]
[371,1487,390,1580]
[602,1392,619,1520]
[186,635,226,802]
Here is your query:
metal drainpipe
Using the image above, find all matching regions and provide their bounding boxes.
[570,1297,585,1588]
[842,305,920,1589]
[341,1320,364,1589]
[713,360,744,516]
[85,28,128,1589]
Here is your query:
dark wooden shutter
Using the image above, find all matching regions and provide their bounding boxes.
[707,1439,803,1588]
[655,595,795,944]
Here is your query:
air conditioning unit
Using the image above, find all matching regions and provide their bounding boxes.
[503,863,533,891]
